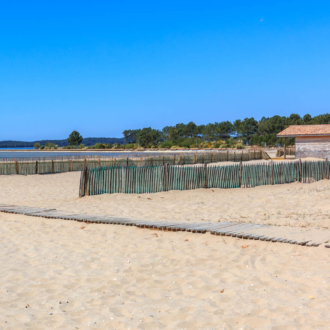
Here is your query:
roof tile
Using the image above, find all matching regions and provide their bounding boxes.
[277,125,330,137]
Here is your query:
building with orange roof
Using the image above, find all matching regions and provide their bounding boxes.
[277,125,330,159]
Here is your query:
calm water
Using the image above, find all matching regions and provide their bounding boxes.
[0,151,140,159]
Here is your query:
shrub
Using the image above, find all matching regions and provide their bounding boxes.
[94,143,106,149]
[213,142,220,148]
[114,143,121,149]
[236,143,246,149]
[34,143,40,149]
[63,145,77,149]
[45,142,55,148]
[160,141,173,148]
[78,144,86,149]
[40,145,45,149]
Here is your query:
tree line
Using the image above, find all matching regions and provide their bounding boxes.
[123,113,330,148]
[28,113,330,150]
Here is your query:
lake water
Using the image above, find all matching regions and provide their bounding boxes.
[0,151,142,159]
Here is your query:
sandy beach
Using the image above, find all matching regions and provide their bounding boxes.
[1,171,330,229]
[1,172,330,329]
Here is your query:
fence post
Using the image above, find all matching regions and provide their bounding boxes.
[204,163,208,188]
[227,150,229,161]
[35,161,38,174]
[84,167,89,196]
[163,156,165,166]
[127,157,129,167]
[299,159,302,182]
[326,158,329,179]
[69,160,72,171]
[270,161,274,185]
[16,161,19,174]
[51,160,54,173]
[283,138,286,159]
[202,153,205,164]
[151,157,153,166]
[239,161,242,187]
[98,158,101,167]
[164,163,168,191]
[121,164,125,193]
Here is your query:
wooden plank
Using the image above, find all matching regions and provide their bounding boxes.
[2,207,50,214]
[1,206,329,248]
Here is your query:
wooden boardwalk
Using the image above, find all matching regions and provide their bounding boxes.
[0,205,329,248]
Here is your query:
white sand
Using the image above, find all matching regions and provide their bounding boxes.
[1,172,330,229]
[1,212,330,329]
[1,172,330,329]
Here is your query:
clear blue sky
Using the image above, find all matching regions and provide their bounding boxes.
[1,0,330,141]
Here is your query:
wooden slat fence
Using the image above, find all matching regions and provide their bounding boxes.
[0,150,265,176]
[79,160,330,197]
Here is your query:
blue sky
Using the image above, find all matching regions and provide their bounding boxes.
[1,0,330,140]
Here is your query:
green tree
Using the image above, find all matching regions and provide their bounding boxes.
[203,123,215,140]
[312,113,330,124]
[194,125,205,139]
[45,142,55,148]
[286,113,302,126]
[168,127,180,141]
[34,143,41,149]
[258,116,286,136]
[215,121,234,140]
[138,127,162,147]
[162,126,171,139]
[183,122,197,138]
[123,129,141,143]
[235,118,258,142]
[303,114,312,124]
[233,119,242,137]
[174,123,186,138]
[67,130,83,146]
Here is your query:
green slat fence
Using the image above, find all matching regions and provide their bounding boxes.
[79,160,330,197]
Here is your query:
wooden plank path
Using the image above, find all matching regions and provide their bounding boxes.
[0,205,329,247]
